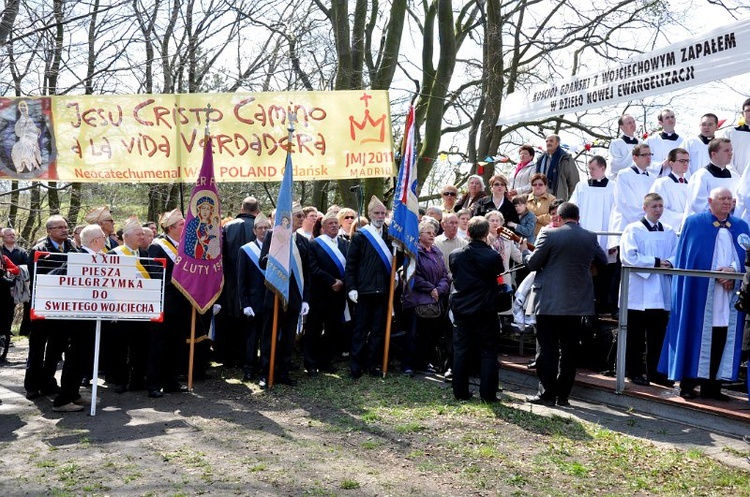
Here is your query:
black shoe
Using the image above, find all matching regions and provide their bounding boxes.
[148,390,164,398]
[25,390,41,400]
[701,390,731,401]
[164,384,188,393]
[350,370,362,379]
[258,378,268,390]
[114,384,127,394]
[650,378,675,388]
[241,374,254,382]
[629,376,650,387]
[525,394,555,406]
[454,392,474,401]
[321,364,338,373]
[679,389,697,399]
[276,376,297,387]
[129,381,147,392]
[80,377,91,388]
[41,385,61,396]
[526,361,537,369]
[557,398,571,407]
[306,368,319,377]
[368,367,382,377]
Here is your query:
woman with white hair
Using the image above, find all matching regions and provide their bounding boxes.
[454,175,487,212]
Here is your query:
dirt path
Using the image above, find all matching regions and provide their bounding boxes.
[1,339,749,496]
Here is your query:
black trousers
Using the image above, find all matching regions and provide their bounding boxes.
[350,294,388,375]
[0,292,15,337]
[215,312,247,367]
[304,304,342,371]
[535,314,584,401]
[452,310,499,401]
[146,312,185,391]
[261,306,299,380]
[24,320,66,393]
[54,324,94,407]
[681,326,728,395]
[626,309,669,381]
[243,313,263,376]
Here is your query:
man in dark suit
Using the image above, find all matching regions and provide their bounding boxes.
[146,209,190,398]
[237,213,271,381]
[525,202,607,407]
[259,202,311,387]
[449,216,505,402]
[345,196,393,378]
[217,196,260,367]
[24,215,77,400]
[307,211,350,375]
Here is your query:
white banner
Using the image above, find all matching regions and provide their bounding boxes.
[497,18,750,125]
[31,252,165,321]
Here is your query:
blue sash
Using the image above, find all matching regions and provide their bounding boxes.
[314,237,345,278]
[291,238,304,298]
[241,242,265,277]
[360,225,392,273]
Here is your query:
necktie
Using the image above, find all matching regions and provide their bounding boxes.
[679,178,685,183]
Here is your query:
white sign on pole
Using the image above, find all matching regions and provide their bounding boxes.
[32,252,165,321]
[497,18,750,125]
[30,251,166,416]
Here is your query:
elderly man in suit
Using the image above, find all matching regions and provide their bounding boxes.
[524,202,608,407]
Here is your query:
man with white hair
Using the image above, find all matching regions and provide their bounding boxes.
[107,217,150,393]
[345,196,393,378]
[307,211,351,375]
[434,212,467,278]
[659,187,750,401]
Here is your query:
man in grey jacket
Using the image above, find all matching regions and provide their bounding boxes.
[524,202,607,407]
[535,135,579,201]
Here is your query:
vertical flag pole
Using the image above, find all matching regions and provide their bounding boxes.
[382,247,398,377]
[188,307,197,391]
[269,296,279,389]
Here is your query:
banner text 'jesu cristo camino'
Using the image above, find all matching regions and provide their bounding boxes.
[0,90,393,183]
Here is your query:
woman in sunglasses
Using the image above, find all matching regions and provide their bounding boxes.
[440,185,458,214]
[336,208,357,240]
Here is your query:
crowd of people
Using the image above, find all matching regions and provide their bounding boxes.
[3,100,750,412]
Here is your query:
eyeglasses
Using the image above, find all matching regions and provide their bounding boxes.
[442,192,457,197]
[637,153,654,157]
[344,216,355,219]
[674,159,690,164]
[532,183,545,187]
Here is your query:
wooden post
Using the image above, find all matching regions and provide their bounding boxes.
[381,247,398,377]
[188,307,196,391]
[268,295,280,388]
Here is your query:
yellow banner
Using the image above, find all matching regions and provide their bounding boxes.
[0,91,394,183]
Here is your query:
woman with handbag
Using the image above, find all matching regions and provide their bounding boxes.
[400,219,450,376]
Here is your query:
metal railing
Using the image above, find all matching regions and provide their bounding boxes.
[616,265,744,393]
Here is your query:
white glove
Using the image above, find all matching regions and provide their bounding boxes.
[348,290,358,303]
[212,304,221,315]
[300,302,310,316]
[243,306,255,317]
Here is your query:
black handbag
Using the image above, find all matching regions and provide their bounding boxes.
[415,301,442,319]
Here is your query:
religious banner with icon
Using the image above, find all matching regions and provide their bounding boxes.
[0,91,393,183]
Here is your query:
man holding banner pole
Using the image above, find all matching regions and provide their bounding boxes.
[345,195,393,379]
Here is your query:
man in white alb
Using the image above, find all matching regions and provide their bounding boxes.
[608,113,639,180]
[684,113,718,177]
[723,97,750,176]
[684,138,740,222]
[609,144,656,249]
[650,147,690,231]
[645,108,685,176]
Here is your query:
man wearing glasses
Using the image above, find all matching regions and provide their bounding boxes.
[609,144,657,249]
[649,148,690,231]
[24,215,76,401]
[84,206,118,251]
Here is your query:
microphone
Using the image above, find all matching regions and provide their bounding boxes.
[349,185,361,192]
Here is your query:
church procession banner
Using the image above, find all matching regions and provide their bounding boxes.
[497,18,750,125]
[0,90,393,183]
